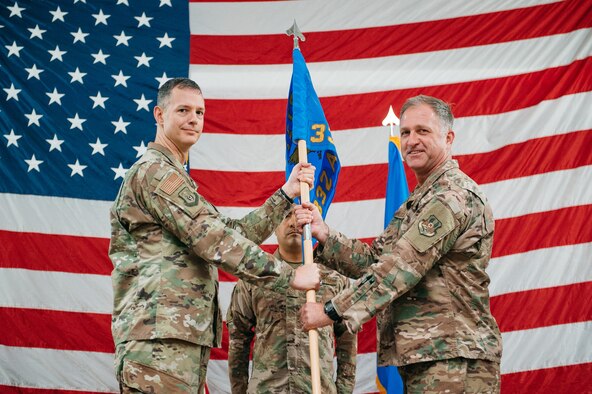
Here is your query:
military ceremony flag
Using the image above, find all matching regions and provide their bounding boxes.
[383,136,409,228]
[286,48,340,219]
[376,133,408,393]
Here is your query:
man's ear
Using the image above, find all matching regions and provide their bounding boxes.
[153,105,163,125]
[446,129,455,145]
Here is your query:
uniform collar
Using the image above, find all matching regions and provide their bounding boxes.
[274,249,301,269]
[407,159,458,207]
[147,142,187,173]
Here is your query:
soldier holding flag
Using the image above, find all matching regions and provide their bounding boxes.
[297,95,502,393]
[109,78,320,393]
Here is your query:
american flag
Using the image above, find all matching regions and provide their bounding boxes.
[1,0,591,393]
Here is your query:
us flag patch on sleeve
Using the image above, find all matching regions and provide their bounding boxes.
[159,172,184,195]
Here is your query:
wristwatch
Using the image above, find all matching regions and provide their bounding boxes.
[323,300,342,322]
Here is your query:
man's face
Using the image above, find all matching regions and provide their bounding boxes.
[275,209,301,251]
[154,87,205,152]
[400,103,454,181]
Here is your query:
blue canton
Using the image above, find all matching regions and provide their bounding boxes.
[0,0,189,201]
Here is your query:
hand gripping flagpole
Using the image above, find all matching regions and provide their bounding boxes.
[287,20,322,394]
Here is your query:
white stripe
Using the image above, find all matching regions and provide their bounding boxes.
[191,92,592,170]
[453,92,592,156]
[0,268,111,314]
[222,166,592,239]
[501,321,592,374]
[488,243,592,297]
[0,345,117,392]
[0,193,111,237]
[190,29,592,99]
[1,324,588,392]
[3,239,588,317]
[206,352,381,394]
[4,165,589,240]
[189,0,558,35]
[353,352,382,393]
[481,165,592,220]
[219,281,236,320]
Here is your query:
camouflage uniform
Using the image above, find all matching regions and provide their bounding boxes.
[317,160,502,392]
[109,143,296,392]
[226,251,357,394]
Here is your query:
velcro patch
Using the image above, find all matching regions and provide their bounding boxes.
[159,172,184,195]
[403,199,456,253]
[178,186,198,206]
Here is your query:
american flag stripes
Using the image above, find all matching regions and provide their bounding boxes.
[1,0,591,393]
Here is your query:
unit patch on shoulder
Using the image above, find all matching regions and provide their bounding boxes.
[403,199,456,253]
[159,172,184,195]
[417,215,442,237]
[178,186,198,207]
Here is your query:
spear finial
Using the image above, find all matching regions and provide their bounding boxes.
[286,19,305,49]
[382,105,400,137]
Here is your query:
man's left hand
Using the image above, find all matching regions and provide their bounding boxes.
[300,302,333,330]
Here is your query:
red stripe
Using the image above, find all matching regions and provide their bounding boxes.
[492,205,592,258]
[0,386,110,394]
[454,130,592,187]
[501,362,592,394]
[204,58,592,134]
[3,203,589,276]
[491,282,592,333]
[3,205,590,277]
[0,231,111,275]
[191,1,592,65]
[358,318,377,353]
[192,130,592,206]
[5,281,590,356]
[0,307,113,353]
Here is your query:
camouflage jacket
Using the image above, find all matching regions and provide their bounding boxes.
[226,251,357,394]
[109,143,295,348]
[317,160,502,366]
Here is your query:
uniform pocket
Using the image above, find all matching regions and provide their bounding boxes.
[121,359,191,393]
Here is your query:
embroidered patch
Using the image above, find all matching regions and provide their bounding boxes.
[403,199,456,253]
[178,186,198,206]
[418,214,442,237]
[159,172,184,195]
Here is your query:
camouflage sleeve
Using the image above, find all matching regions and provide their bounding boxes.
[333,276,357,394]
[316,228,388,279]
[331,197,463,333]
[220,189,292,245]
[226,281,255,394]
[142,167,294,293]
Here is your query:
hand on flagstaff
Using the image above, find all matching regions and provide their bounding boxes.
[300,302,333,330]
[291,263,321,291]
[295,202,329,244]
[282,163,315,199]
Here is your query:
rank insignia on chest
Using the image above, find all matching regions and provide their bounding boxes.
[418,214,442,237]
[179,187,198,206]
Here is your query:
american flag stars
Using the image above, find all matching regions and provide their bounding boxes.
[0,0,189,198]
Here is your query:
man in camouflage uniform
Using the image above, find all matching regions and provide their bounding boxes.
[226,207,357,393]
[297,95,502,393]
[109,78,320,393]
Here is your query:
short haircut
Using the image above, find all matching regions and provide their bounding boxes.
[400,95,454,132]
[157,78,202,109]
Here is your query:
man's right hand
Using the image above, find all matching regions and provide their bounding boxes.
[291,263,321,291]
[295,202,330,244]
